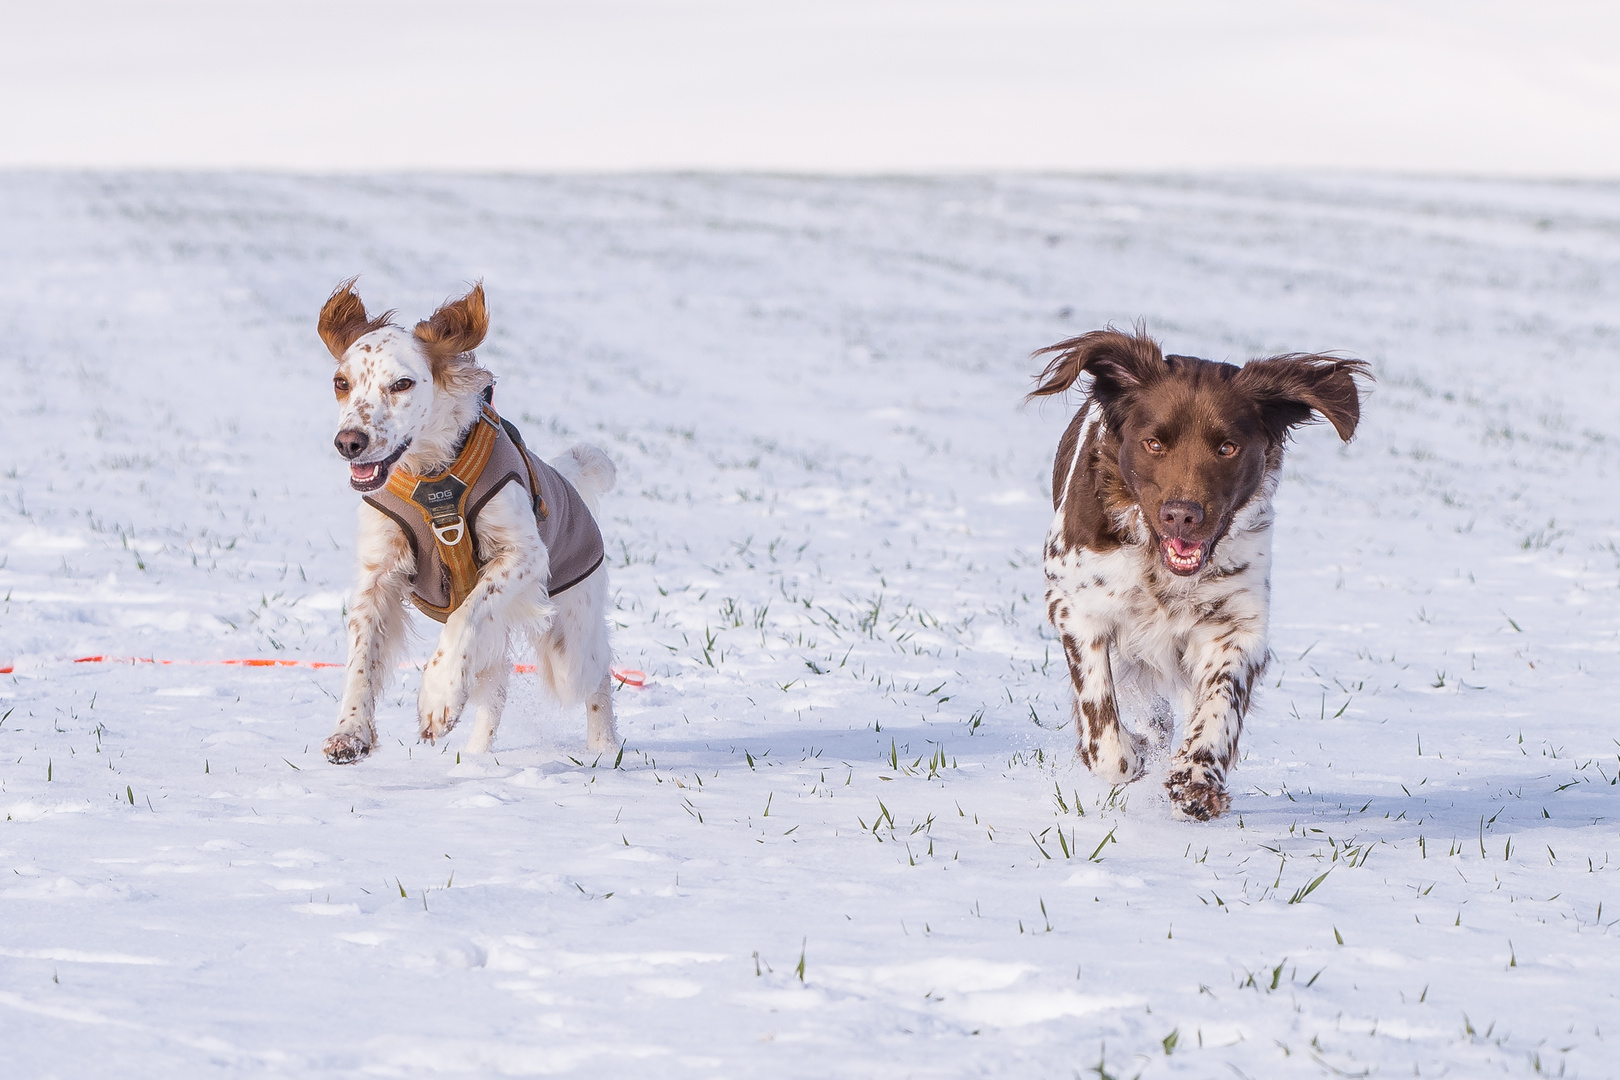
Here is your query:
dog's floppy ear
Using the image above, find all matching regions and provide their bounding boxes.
[1027,326,1168,413]
[414,282,489,384]
[318,277,393,361]
[1234,353,1371,443]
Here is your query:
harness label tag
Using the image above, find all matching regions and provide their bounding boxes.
[409,474,469,536]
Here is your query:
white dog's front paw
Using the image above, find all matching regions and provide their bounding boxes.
[324,731,371,765]
[586,726,618,756]
[418,659,469,743]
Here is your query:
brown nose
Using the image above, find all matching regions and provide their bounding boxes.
[1158,500,1205,535]
[334,429,370,460]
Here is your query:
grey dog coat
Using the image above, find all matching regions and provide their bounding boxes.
[362,406,604,622]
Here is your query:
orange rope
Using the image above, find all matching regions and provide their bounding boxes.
[0,656,645,686]
[52,655,344,670]
[512,663,645,687]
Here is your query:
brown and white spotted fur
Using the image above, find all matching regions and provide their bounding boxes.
[317,279,619,764]
[1030,329,1368,820]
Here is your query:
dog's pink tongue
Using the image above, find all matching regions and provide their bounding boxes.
[351,462,378,482]
[1165,537,1201,557]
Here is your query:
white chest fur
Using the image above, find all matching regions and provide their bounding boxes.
[1043,490,1274,712]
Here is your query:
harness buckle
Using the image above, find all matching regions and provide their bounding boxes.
[410,474,471,549]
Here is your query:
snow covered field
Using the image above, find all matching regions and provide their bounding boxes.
[2,172,1618,1077]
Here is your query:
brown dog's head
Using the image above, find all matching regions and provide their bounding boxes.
[1031,329,1369,576]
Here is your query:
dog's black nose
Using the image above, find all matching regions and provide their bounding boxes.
[334,429,370,460]
[1159,500,1205,533]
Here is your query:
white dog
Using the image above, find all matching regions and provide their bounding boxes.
[317,279,619,764]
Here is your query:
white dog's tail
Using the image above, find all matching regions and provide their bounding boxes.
[549,444,617,514]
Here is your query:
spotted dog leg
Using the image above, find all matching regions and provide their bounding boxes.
[419,577,536,744]
[460,652,512,754]
[585,671,618,754]
[327,512,411,765]
[1057,631,1146,785]
[418,606,478,744]
[419,495,549,743]
[1167,625,1267,820]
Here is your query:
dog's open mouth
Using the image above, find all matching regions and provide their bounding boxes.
[348,440,410,493]
[1159,536,1209,576]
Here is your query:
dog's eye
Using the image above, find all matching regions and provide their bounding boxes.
[1143,438,1165,454]
[1218,441,1239,457]
[389,378,415,394]
[333,376,350,395]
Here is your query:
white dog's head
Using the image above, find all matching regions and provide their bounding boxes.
[318,280,495,491]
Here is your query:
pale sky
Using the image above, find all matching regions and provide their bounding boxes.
[4,0,1617,174]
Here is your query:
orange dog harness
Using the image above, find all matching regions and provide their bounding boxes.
[362,406,605,622]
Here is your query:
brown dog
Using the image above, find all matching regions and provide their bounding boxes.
[1031,328,1368,819]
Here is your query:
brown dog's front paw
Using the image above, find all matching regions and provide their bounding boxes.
[324,732,371,765]
[1079,728,1149,785]
[1166,768,1230,820]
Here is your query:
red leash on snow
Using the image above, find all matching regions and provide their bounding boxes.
[0,655,645,687]
[69,655,343,669]
[512,663,645,688]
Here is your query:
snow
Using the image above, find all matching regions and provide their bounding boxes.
[2,172,1619,1077]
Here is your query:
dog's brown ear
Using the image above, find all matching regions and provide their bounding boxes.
[318,277,393,361]
[1235,354,1371,443]
[1027,327,1168,405]
[414,282,489,383]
